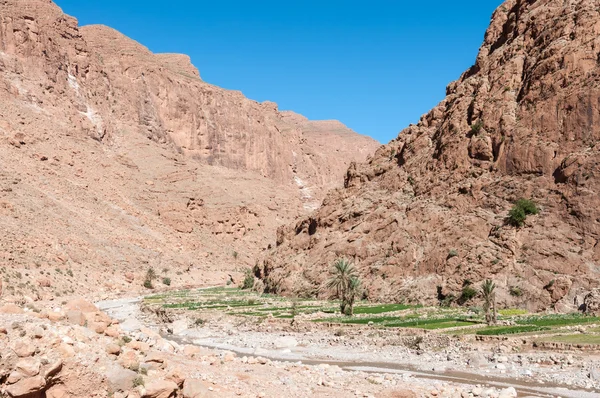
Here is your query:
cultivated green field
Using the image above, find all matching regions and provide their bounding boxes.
[144,287,600,343]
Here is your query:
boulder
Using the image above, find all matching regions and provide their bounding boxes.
[13,341,36,357]
[63,298,98,313]
[119,350,139,371]
[106,343,122,355]
[584,289,600,315]
[45,384,71,398]
[182,379,210,398]
[5,375,46,397]
[105,364,138,393]
[65,310,86,326]
[15,358,41,377]
[142,379,178,398]
[0,304,24,314]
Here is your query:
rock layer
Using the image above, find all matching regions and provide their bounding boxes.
[262,0,600,311]
[0,0,378,299]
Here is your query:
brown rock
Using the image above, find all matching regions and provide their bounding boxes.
[142,379,178,398]
[15,358,41,377]
[47,312,64,322]
[262,0,600,309]
[63,298,98,313]
[0,304,24,314]
[106,343,122,356]
[13,341,36,358]
[127,340,150,352]
[104,326,121,338]
[119,350,139,371]
[7,371,25,384]
[5,375,46,397]
[65,310,86,326]
[45,385,70,398]
[0,0,377,305]
[44,359,63,380]
[182,379,210,398]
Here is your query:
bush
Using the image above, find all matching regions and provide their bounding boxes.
[447,249,459,259]
[508,199,539,227]
[132,376,145,387]
[143,279,153,289]
[146,267,157,281]
[470,120,484,135]
[162,277,171,286]
[510,286,523,297]
[241,268,255,290]
[459,286,478,303]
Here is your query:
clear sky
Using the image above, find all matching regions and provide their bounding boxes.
[54,0,503,144]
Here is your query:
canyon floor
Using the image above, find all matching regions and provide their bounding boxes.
[3,287,600,398]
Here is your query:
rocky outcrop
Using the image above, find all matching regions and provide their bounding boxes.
[261,0,600,310]
[0,0,378,299]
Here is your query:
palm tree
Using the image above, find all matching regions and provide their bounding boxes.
[326,258,360,316]
[481,279,497,325]
[345,277,361,316]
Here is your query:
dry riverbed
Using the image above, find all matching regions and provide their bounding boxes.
[99,287,600,397]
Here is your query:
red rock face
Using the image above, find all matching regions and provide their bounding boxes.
[262,0,600,311]
[0,0,378,299]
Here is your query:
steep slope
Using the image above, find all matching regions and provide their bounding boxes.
[262,0,600,311]
[0,0,378,301]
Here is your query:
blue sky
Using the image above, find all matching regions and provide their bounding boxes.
[54,0,503,144]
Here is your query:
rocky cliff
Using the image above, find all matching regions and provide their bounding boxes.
[0,0,378,301]
[262,0,600,311]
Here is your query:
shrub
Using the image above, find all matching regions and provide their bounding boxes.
[146,267,157,281]
[132,376,144,387]
[470,120,484,135]
[194,318,205,326]
[516,199,539,215]
[447,250,459,259]
[162,277,171,286]
[440,294,456,308]
[508,199,539,227]
[143,279,153,289]
[508,206,527,227]
[241,268,255,290]
[459,286,478,303]
[509,286,523,297]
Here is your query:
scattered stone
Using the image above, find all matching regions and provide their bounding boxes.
[5,375,46,397]
[142,379,178,398]
[182,378,211,398]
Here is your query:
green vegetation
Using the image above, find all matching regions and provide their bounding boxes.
[143,267,157,289]
[509,286,523,297]
[470,120,484,135]
[459,283,477,304]
[142,285,600,340]
[447,249,459,259]
[508,199,539,227]
[162,277,171,286]
[326,258,361,316]
[352,304,415,315]
[498,308,528,316]
[476,325,549,335]
[132,376,145,388]
[538,334,600,345]
[516,314,600,327]
[481,279,497,325]
[241,268,255,290]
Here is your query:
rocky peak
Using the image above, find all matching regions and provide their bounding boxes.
[261,0,600,311]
